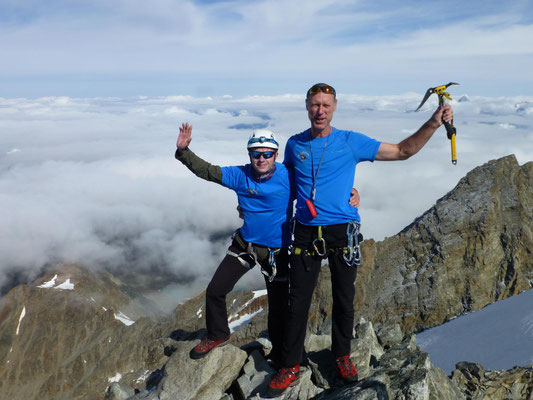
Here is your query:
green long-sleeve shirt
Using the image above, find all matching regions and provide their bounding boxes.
[175,148,223,184]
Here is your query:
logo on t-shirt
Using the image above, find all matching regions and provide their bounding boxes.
[298,151,310,161]
[246,188,258,195]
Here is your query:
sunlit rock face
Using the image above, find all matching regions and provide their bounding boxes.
[349,155,533,334]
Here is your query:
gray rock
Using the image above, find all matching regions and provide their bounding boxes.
[376,323,403,349]
[305,333,332,353]
[351,320,385,380]
[105,383,135,400]
[236,349,275,398]
[315,379,390,400]
[156,340,247,400]
[373,337,465,399]
[451,362,533,400]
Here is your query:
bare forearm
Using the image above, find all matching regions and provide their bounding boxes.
[376,104,452,161]
[397,119,440,159]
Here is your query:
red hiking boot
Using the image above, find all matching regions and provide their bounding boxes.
[189,335,230,359]
[335,355,358,382]
[267,365,300,397]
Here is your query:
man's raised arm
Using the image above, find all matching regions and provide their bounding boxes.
[175,122,223,184]
[376,104,453,161]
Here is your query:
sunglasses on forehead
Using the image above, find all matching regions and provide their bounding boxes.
[249,151,276,159]
[307,84,336,97]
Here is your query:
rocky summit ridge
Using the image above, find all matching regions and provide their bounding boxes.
[354,154,533,334]
[0,155,532,400]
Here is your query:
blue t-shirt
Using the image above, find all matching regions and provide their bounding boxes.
[221,162,294,248]
[284,127,380,225]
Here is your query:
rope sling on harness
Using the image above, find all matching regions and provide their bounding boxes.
[226,230,278,282]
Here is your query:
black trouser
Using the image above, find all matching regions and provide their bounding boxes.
[281,222,358,367]
[205,236,289,363]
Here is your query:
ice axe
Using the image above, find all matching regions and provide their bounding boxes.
[416,82,459,165]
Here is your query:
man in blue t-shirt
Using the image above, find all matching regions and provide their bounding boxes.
[175,123,293,363]
[267,83,454,397]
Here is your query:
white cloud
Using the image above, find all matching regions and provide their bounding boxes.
[1,91,532,302]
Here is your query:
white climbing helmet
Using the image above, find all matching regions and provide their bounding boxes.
[246,129,279,150]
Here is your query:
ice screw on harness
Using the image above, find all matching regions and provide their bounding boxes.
[415,82,459,165]
[343,221,362,267]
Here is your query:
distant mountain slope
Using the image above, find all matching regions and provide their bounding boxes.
[0,265,167,399]
[0,264,266,399]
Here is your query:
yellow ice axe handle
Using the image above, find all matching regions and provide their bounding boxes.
[445,121,457,165]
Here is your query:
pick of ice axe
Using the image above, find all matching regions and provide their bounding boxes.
[416,82,459,165]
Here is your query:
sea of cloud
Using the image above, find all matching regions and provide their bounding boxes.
[1,92,532,304]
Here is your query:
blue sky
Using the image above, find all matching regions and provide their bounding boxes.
[1,0,533,97]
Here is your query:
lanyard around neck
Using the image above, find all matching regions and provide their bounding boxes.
[309,130,330,201]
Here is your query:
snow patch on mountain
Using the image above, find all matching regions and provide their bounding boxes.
[37,275,74,290]
[16,306,26,335]
[114,312,135,326]
[38,275,58,288]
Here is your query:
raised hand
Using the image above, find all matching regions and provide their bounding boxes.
[177,122,193,151]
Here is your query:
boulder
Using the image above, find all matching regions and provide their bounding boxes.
[451,362,533,400]
[157,340,247,400]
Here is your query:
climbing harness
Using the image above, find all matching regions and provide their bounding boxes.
[290,222,363,267]
[227,230,278,282]
[415,82,459,165]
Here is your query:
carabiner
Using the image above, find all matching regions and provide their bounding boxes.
[312,237,327,257]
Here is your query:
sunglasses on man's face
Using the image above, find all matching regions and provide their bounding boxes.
[250,151,276,159]
[307,84,336,97]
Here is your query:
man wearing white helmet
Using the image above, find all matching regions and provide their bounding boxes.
[175,122,293,363]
